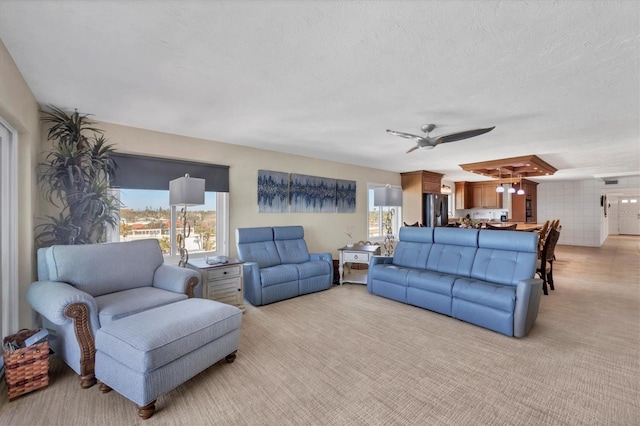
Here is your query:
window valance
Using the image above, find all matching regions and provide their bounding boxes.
[109,153,229,192]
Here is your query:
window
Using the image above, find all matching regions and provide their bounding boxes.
[111,189,229,259]
[107,154,230,260]
[367,183,402,242]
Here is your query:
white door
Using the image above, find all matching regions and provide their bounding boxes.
[618,197,640,235]
[1,118,19,339]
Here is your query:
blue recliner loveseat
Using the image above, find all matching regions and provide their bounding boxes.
[236,226,333,306]
[367,227,542,337]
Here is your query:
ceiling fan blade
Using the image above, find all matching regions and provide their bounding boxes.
[438,126,495,144]
[386,129,426,143]
[406,145,420,154]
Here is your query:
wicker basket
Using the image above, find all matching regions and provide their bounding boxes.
[3,329,49,401]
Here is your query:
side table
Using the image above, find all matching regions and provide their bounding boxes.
[187,258,246,312]
[337,244,381,285]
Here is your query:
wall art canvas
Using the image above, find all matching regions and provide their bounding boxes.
[336,179,356,213]
[258,170,289,212]
[290,174,336,213]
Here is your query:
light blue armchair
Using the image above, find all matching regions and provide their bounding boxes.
[26,239,200,388]
[236,226,333,306]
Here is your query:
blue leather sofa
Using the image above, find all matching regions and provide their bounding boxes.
[367,227,542,337]
[236,226,333,306]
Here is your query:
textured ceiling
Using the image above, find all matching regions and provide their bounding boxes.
[1,1,638,189]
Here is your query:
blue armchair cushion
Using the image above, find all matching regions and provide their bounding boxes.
[236,227,281,268]
[471,231,537,286]
[260,264,299,287]
[96,287,188,327]
[274,226,311,264]
[452,278,517,312]
[407,270,456,296]
[37,239,164,297]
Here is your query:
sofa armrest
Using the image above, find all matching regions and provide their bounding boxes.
[153,264,200,297]
[367,256,394,291]
[310,252,333,283]
[369,255,393,267]
[26,280,99,327]
[310,252,332,263]
[26,280,101,387]
[513,278,543,338]
[242,262,262,306]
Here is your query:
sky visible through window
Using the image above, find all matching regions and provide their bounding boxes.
[119,189,217,211]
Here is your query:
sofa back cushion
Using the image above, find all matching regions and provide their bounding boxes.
[236,227,282,268]
[37,239,164,297]
[426,228,479,277]
[392,227,434,269]
[273,226,311,264]
[471,230,538,286]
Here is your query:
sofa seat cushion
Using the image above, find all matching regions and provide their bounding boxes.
[407,270,456,296]
[370,264,411,286]
[260,264,299,287]
[452,278,516,312]
[295,260,331,279]
[96,298,242,373]
[96,287,188,327]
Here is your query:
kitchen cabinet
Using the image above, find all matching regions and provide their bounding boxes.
[401,170,444,224]
[511,179,538,222]
[456,181,503,209]
[455,181,471,209]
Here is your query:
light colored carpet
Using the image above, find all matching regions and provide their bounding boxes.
[1,236,639,425]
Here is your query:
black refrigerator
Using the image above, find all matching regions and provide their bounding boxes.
[423,193,449,227]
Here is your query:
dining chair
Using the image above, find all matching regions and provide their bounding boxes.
[536,227,560,295]
[536,220,551,258]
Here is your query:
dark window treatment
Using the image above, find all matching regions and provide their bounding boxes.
[109,153,229,192]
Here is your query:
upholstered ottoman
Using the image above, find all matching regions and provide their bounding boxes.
[95,298,242,419]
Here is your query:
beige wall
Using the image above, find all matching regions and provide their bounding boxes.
[98,121,401,258]
[1,34,399,329]
[0,39,40,329]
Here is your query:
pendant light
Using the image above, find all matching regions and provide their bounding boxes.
[495,168,505,193]
[508,171,516,194]
[517,174,525,195]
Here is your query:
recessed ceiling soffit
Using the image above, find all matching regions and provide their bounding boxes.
[459,155,557,179]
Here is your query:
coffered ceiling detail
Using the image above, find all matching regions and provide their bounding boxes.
[459,155,557,179]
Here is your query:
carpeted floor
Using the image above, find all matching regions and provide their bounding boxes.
[1,236,639,425]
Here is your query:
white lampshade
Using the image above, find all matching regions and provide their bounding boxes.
[496,185,505,193]
[374,185,403,207]
[508,185,516,194]
[517,188,525,195]
[169,174,205,206]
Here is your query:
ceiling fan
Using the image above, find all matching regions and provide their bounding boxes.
[386,124,495,153]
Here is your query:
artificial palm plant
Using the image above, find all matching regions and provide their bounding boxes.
[35,105,120,247]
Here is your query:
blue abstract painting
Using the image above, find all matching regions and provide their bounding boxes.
[336,179,356,213]
[258,170,289,212]
[290,174,336,213]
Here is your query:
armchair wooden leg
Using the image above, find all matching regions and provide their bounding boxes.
[98,380,112,393]
[81,373,97,389]
[225,350,237,363]
[138,401,156,420]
